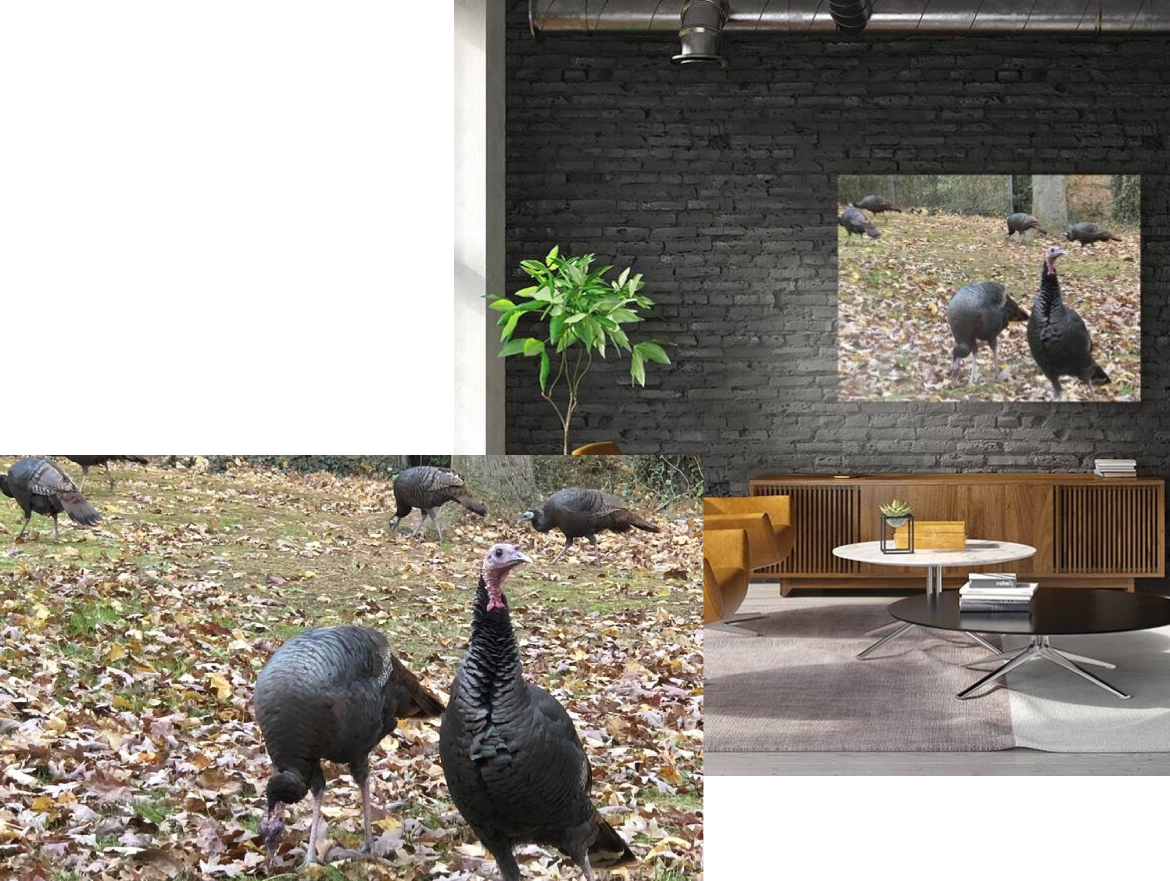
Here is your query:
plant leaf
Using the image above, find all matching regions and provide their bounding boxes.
[539,350,551,391]
[631,350,646,386]
[498,338,527,357]
[488,298,515,312]
[635,341,672,365]
[500,310,521,342]
[523,338,545,356]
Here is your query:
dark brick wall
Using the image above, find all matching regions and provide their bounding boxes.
[504,1,1170,500]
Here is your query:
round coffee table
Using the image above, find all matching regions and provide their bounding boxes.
[889,589,1170,700]
[832,540,1036,659]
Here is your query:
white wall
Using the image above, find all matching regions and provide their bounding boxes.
[454,0,506,453]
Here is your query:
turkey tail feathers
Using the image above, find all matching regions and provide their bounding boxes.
[455,491,487,517]
[58,491,101,526]
[626,512,661,533]
[1091,362,1111,384]
[410,685,446,718]
[588,809,637,869]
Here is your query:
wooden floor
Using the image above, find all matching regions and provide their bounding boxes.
[707,583,1170,775]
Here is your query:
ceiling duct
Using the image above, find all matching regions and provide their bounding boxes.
[530,1,1170,39]
[672,0,730,66]
[829,1,874,36]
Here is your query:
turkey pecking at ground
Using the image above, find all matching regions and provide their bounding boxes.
[388,465,487,542]
[1064,222,1122,247]
[64,455,149,490]
[1005,213,1047,244]
[253,625,444,867]
[0,457,101,540]
[946,282,1029,384]
[1026,245,1111,401]
[855,194,902,220]
[440,544,636,881]
[838,207,880,244]
[517,488,661,566]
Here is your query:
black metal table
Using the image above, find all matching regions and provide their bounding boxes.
[888,589,1170,700]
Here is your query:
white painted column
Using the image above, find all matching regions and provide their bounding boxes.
[454,0,506,453]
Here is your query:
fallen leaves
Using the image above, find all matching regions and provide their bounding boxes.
[838,208,1141,402]
[0,458,703,880]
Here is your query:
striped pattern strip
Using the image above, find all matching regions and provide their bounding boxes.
[702,772,1170,875]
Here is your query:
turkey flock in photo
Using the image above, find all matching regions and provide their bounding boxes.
[837,199,1139,402]
[0,456,700,880]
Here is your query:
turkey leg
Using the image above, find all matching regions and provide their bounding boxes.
[17,511,32,538]
[302,786,326,866]
[105,462,115,490]
[359,777,375,853]
[588,534,601,567]
[78,465,89,490]
[52,513,60,541]
[409,510,429,538]
[431,509,443,543]
[550,536,574,563]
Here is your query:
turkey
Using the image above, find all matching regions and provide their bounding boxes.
[1026,245,1111,401]
[946,282,1029,384]
[254,625,444,867]
[0,457,101,540]
[855,194,902,220]
[517,488,661,566]
[1005,213,1047,244]
[440,544,636,881]
[1064,222,1121,247]
[839,207,880,244]
[387,465,487,541]
[65,455,149,490]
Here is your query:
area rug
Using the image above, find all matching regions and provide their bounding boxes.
[706,595,1170,752]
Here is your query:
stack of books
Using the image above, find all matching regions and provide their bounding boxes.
[958,572,1037,612]
[1094,459,1137,478]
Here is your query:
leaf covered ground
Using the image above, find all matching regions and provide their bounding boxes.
[0,459,702,881]
[837,209,1141,402]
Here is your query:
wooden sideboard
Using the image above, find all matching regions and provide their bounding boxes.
[749,473,1165,593]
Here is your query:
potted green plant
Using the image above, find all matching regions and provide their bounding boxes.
[490,247,671,454]
[879,499,913,528]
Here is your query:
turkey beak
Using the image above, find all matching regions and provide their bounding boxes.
[513,550,533,565]
[516,512,534,525]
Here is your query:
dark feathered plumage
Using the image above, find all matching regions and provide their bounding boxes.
[1,457,101,540]
[518,488,661,566]
[388,465,486,542]
[946,282,1029,384]
[1026,246,1110,400]
[1064,222,1121,247]
[1005,213,1047,243]
[65,455,149,490]
[839,207,880,243]
[254,625,444,866]
[440,545,636,881]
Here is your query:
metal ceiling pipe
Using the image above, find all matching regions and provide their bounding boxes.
[829,1,874,36]
[672,0,730,66]
[530,1,1170,36]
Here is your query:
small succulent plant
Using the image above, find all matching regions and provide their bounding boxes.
[879,499,913,517]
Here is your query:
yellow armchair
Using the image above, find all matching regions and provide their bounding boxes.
[703,495,794,572]
[703,528,749,623]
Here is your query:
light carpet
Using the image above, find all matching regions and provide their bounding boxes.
[707,594,1170,753]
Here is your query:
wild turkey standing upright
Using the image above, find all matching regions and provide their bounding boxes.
[0,457,101,539]
[388,465,487,541]
[253,625,444,866]
[1064,222,1121,247]
[440,544,637,881]
[839,207,880,244]
[517,488,661,566]
[1026,245,1110,400]
[1005,213,1047,244]
[65,455,149,490]
[946,282,1029,384]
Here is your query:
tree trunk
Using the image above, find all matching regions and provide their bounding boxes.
[1032,175,1068,230]
[450,456,536,509]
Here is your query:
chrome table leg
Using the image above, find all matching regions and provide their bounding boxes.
[957,644,1039,699]
[1040,644,1130,699]
[958,636,1130,700]
[858,622,917,659]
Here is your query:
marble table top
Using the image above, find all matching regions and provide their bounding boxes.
[832,539,1037,568]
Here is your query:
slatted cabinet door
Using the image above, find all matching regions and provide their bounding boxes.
[750,481,861,578]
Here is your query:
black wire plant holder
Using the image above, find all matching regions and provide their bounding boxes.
[880,512,914,554]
